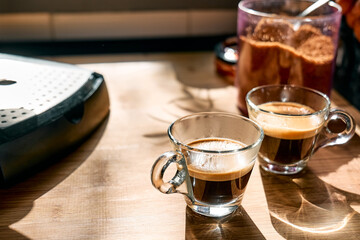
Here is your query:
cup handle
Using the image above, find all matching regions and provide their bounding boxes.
[151,151,187,194]
[314,109,356,152]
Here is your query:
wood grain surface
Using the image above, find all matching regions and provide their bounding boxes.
[1,52,359,240]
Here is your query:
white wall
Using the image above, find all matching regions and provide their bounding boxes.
[0,10,237,41]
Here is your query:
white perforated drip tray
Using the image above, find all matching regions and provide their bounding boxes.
[0,54,102,143]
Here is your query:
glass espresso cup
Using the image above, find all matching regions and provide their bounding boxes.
[151,112,263,217]
[246,85,355,175]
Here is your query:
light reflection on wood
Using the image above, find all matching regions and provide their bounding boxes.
[260,167,360,239]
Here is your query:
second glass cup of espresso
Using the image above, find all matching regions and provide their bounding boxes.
[246,85,355,175]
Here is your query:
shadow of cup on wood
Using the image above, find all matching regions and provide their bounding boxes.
[0,117,108,239]
[260,166,360,240]
[185,206,265,240]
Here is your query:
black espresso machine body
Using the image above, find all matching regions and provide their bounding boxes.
[0,54,110,186]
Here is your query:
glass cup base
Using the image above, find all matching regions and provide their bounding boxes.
[185,198,241,218]
[259,157,308,175]
[188,204,239,218]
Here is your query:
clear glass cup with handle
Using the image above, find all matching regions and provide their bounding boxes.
[151,112,264,217]
[246,84,355,175]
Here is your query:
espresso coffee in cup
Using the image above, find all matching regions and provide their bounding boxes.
[151,112,263,217]
[246,85,355,175]
[255,102,322,165]
[186,138,254,205]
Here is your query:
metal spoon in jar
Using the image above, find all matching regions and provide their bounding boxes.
[298,0,331,17]
[294,0,331,30]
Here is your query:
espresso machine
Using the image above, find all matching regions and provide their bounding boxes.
[0,53,110,186]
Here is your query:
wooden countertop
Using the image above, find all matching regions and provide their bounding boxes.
[1,52,360,240]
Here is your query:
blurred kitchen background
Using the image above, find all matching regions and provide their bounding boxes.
[0,0,359,110]
[0,0,238,55]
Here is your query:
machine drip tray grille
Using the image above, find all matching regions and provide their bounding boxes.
[0,54,103,143]
[0,58,91,114]
[0,108,34,127]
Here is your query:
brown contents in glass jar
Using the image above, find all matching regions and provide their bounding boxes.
[237,18,335,114]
